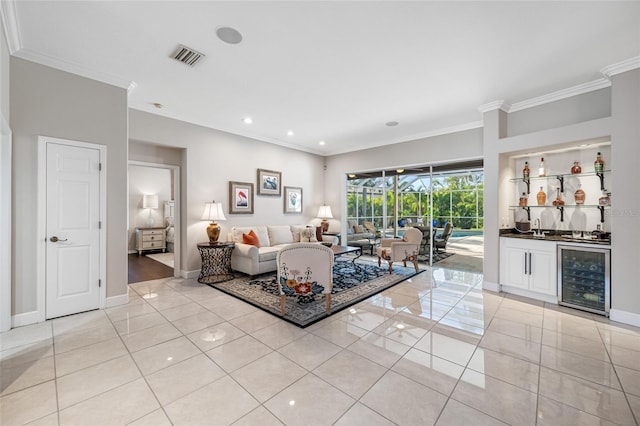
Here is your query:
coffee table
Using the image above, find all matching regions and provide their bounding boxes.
[331,245,363,273]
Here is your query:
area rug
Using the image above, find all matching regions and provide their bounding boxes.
[416,251,455,264]
[146,252,174,268]
[210,261,422,327]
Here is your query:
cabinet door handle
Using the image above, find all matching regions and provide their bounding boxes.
[528,252,532,275]
[524,252,528,275]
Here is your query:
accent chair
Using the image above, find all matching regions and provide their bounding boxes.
[276,243,334,315]
[376,227,422,273]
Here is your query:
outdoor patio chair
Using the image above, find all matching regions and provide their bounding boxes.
[276,243,334,315]
[434,222,453,253]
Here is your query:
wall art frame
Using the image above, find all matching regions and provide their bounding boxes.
[283,186,303,214]
[257,169,281,196]
[229,181,254,214]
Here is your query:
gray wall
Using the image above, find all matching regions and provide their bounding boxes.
[610,69,640,318]
[508,88,612,137]
[1,22,9,123]
[129,109,326,273]
[10,58,128,314]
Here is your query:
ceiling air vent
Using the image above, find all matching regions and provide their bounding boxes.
[171,44,205,67]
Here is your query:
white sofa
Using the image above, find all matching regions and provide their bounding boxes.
[230,225,338,277]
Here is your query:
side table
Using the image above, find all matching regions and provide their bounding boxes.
[197,242,235,285]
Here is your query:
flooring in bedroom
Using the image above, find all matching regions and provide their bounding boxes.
[128,253,173,284]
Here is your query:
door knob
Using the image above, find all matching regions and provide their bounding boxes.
[50,236,68,242]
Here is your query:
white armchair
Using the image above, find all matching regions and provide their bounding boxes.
[276,243,334,315]
[376,227,422,273]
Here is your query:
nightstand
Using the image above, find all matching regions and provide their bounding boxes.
[135,227,166,255]
[197,242,235,285]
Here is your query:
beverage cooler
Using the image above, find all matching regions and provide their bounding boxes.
[558,245,610,316]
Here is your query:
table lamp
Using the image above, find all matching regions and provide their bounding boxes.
[142,194,158,227]
[201,201,226,243]
[317,205,333,232]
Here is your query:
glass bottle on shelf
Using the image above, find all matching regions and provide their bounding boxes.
[519,192,528,206]
[538,157,546,177]
[594,152,604,173]
[552,187,565,206]
[536,186,547,206]
[523,162,530,181]
[574,184,585,205]
[571,161,582,174]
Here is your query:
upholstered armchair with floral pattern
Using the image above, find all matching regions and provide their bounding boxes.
[276,243,334,315]
[375,227,422,273]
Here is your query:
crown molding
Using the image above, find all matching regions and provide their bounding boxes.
[478,100,511,113]
[509,78,611,113]
[0,0,22,54]
[14,47,137,93]
[601,56,640,78]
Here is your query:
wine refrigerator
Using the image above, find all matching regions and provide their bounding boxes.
[557,245,611,316]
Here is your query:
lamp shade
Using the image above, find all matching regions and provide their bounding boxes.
[201,201,226,222]
[317,205,333,219]
[142,194,158,209]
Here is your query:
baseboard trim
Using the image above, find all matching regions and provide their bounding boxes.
[483,280,501,292]
[499,285,558,304]
[184,270,199,279]
[610,309,640,327]
[12,310,39,327]
[106,293,129,308]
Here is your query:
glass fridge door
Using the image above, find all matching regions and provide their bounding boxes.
[558,246,610,315]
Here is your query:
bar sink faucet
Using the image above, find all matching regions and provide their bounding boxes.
[533,219,545,237]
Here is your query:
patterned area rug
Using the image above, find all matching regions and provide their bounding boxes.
[416,251,455,264]
[210,260,422,328]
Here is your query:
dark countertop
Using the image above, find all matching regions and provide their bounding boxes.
[500,229,611,246]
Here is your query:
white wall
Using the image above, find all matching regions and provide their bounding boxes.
[128,109,326,273]
[10,58,128,316]
[128,165,172,250]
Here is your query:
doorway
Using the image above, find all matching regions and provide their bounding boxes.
[37,136,107,320]
[127,161,180,283]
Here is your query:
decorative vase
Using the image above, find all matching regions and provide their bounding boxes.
[571,161,582,174]
[574,185,585,204]
[536,187,546,206]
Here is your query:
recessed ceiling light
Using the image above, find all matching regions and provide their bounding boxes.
[319,141,326,145]
[348,174,356,178]
[216,27,243,44]
[242,117,253,124]
[287,131,294,136]
[386,121,399,127]
[396,169,405,173]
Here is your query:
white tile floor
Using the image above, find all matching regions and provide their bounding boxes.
[1,267,639,425]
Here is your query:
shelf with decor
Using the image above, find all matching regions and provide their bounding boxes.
[510,170,610,194]
[509,204,610,222]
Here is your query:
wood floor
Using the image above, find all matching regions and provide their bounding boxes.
[128,253,174,284]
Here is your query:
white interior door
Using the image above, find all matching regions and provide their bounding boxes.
[45,142,101,319]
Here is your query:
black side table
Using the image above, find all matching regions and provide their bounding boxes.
[197,242,235,285]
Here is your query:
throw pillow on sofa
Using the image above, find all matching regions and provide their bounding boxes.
[268,225,295,246]
[242,230,261,247]
[299,228,318,242]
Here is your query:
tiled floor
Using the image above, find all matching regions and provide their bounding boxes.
[2,267,639,425]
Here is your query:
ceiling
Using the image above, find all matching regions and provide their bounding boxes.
[2,1,639,156]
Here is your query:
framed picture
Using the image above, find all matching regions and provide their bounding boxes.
[283,186,303,214]
[229,181,254,214]
[257,169,281,196]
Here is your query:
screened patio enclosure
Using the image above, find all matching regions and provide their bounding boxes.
[346,161,484,237]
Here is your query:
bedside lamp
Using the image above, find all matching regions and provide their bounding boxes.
[201,201,226,243]
[317,205,333,232]
[142,194,159,227]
